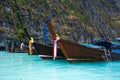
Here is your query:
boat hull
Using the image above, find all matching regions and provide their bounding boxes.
[0,46,6,51]
[39,55,65,59]
[33,42,65,59]
[57,39,120,62]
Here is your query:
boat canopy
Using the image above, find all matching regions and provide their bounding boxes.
[116,38,120,41]
[94,41,112,49]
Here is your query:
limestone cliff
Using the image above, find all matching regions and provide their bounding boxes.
[0,0,120,44]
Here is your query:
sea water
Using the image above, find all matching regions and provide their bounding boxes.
[0,51,120,80]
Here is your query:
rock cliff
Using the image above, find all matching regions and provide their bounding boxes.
[0,0,120,44]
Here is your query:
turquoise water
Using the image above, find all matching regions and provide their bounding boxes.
[0,51,120,80]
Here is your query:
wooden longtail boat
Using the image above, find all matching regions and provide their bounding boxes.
[0,46,6,51]
[0,39,6,51]
[23,28,64,59]
[7,40,27,53]
[47,20,120,62]
[33,42,64,59]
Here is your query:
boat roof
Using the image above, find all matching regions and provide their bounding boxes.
[116,38,120,41]
[94,41,112,49]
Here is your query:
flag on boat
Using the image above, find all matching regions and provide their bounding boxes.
[43,23,47,42]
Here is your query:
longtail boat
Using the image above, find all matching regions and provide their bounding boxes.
[0,39,6,51]
[33,42,64,59]
[7,40,27,53]
[0,46,5,51]
[47,20,120,62]
[23,28,64,59]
